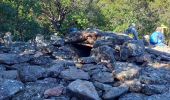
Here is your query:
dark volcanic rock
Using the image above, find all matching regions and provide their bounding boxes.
[120,40,145,60]
[47,60,76,77]
[147,90,170,100]
[114,62,141,81]
[91,45,115,70]
[94,82,112,91]
[119,93,147,100]
[141,84,168,95]
[102,86,128,100]
[13,81,58,100]
[92,71,114,83]
[52,46,78,60]
[50,35,65,47]
[44,85,64,98]
[0,53,31,65]
[18,65,47,82]
[67,79,100,100]
[29,56,52,65]
[139,67,170,84]
[59,68,90,80]
[0,65,6,71]
[122,79,142,92]
[47,64,65,78]
[0,79,24,100]
[78,57,96,64]
[0,70,19,80]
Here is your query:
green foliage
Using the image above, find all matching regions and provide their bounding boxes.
[0,0,170,41]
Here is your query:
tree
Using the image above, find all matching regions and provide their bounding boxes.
[41,0,78,32]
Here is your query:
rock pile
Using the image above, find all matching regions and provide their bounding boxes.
[0,29,170,100]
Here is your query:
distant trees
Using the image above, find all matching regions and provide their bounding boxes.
[0,0,170,41]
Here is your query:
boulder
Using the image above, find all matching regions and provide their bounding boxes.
[67,79,100,100]
[122,79,142,92]
[0,70,19,80]
[78,57,96,64]
[119,93,147,100]
[18,65,47,82]
[92,71,114,83]
[139,67,170,84]
[0,65,6,71]
[147,90,170,100]
[91,45,115,70]
[102,86,129,100]
[12,81,58,100]
[29,56,52,66]
[94,82,112,91]
[0,79,24,99]
[114,62,141,81]
[120,40,145,60]
[44,85,64,98]
[141,84,168,95]
[52,45,78,60]
[59,68,90,80]
[0,53,31,65]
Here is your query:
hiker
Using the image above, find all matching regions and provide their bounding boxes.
[150,27,165,46]
[125,23,139,40]
[3,32,12,47]
[69,27,78,33]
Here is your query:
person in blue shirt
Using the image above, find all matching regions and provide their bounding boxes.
[150,27,165,46]
[125,23,139,40]
[69,27,78,33]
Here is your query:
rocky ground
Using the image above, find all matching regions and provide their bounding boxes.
[0,29,170,100]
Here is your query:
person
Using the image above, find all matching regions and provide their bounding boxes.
[3,32,12,47]
[125,23,139,40]
[150,27,165,46]
[69,27,78,33]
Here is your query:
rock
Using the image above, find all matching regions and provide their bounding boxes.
[12,81,57,100]
[135,53,152,64]
[122,79,142,92]
[93,39,114,48]
[114,62,141,81]
[50,34,65,46]
[0,53,31,65]
[0,70,19,80]
[47,64,65,78]
[52,46,78,60]
[29,56,52,66]
[120,40,145,60]
[94,82,112,91]
[141,84,168,95]
[91,45,115,70]
[102,86,128,100]
[49,96,70,100]
[92,72,114,83]
[82,64,97,71]
[119,93,147,100]
[67,79,100,100]
[7,63,29,70]
[97,32,131,46]
[44,85,64,98]
[0,79,24,99]
[147,90,170,100]
[0,65,6,71]
[59,68,90,80]
[18,65,47,82]
[47,60,76,77]
[78,57,96,64]
[139,67,170,84]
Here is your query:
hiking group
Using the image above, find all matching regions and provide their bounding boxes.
[125,23,167,47]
